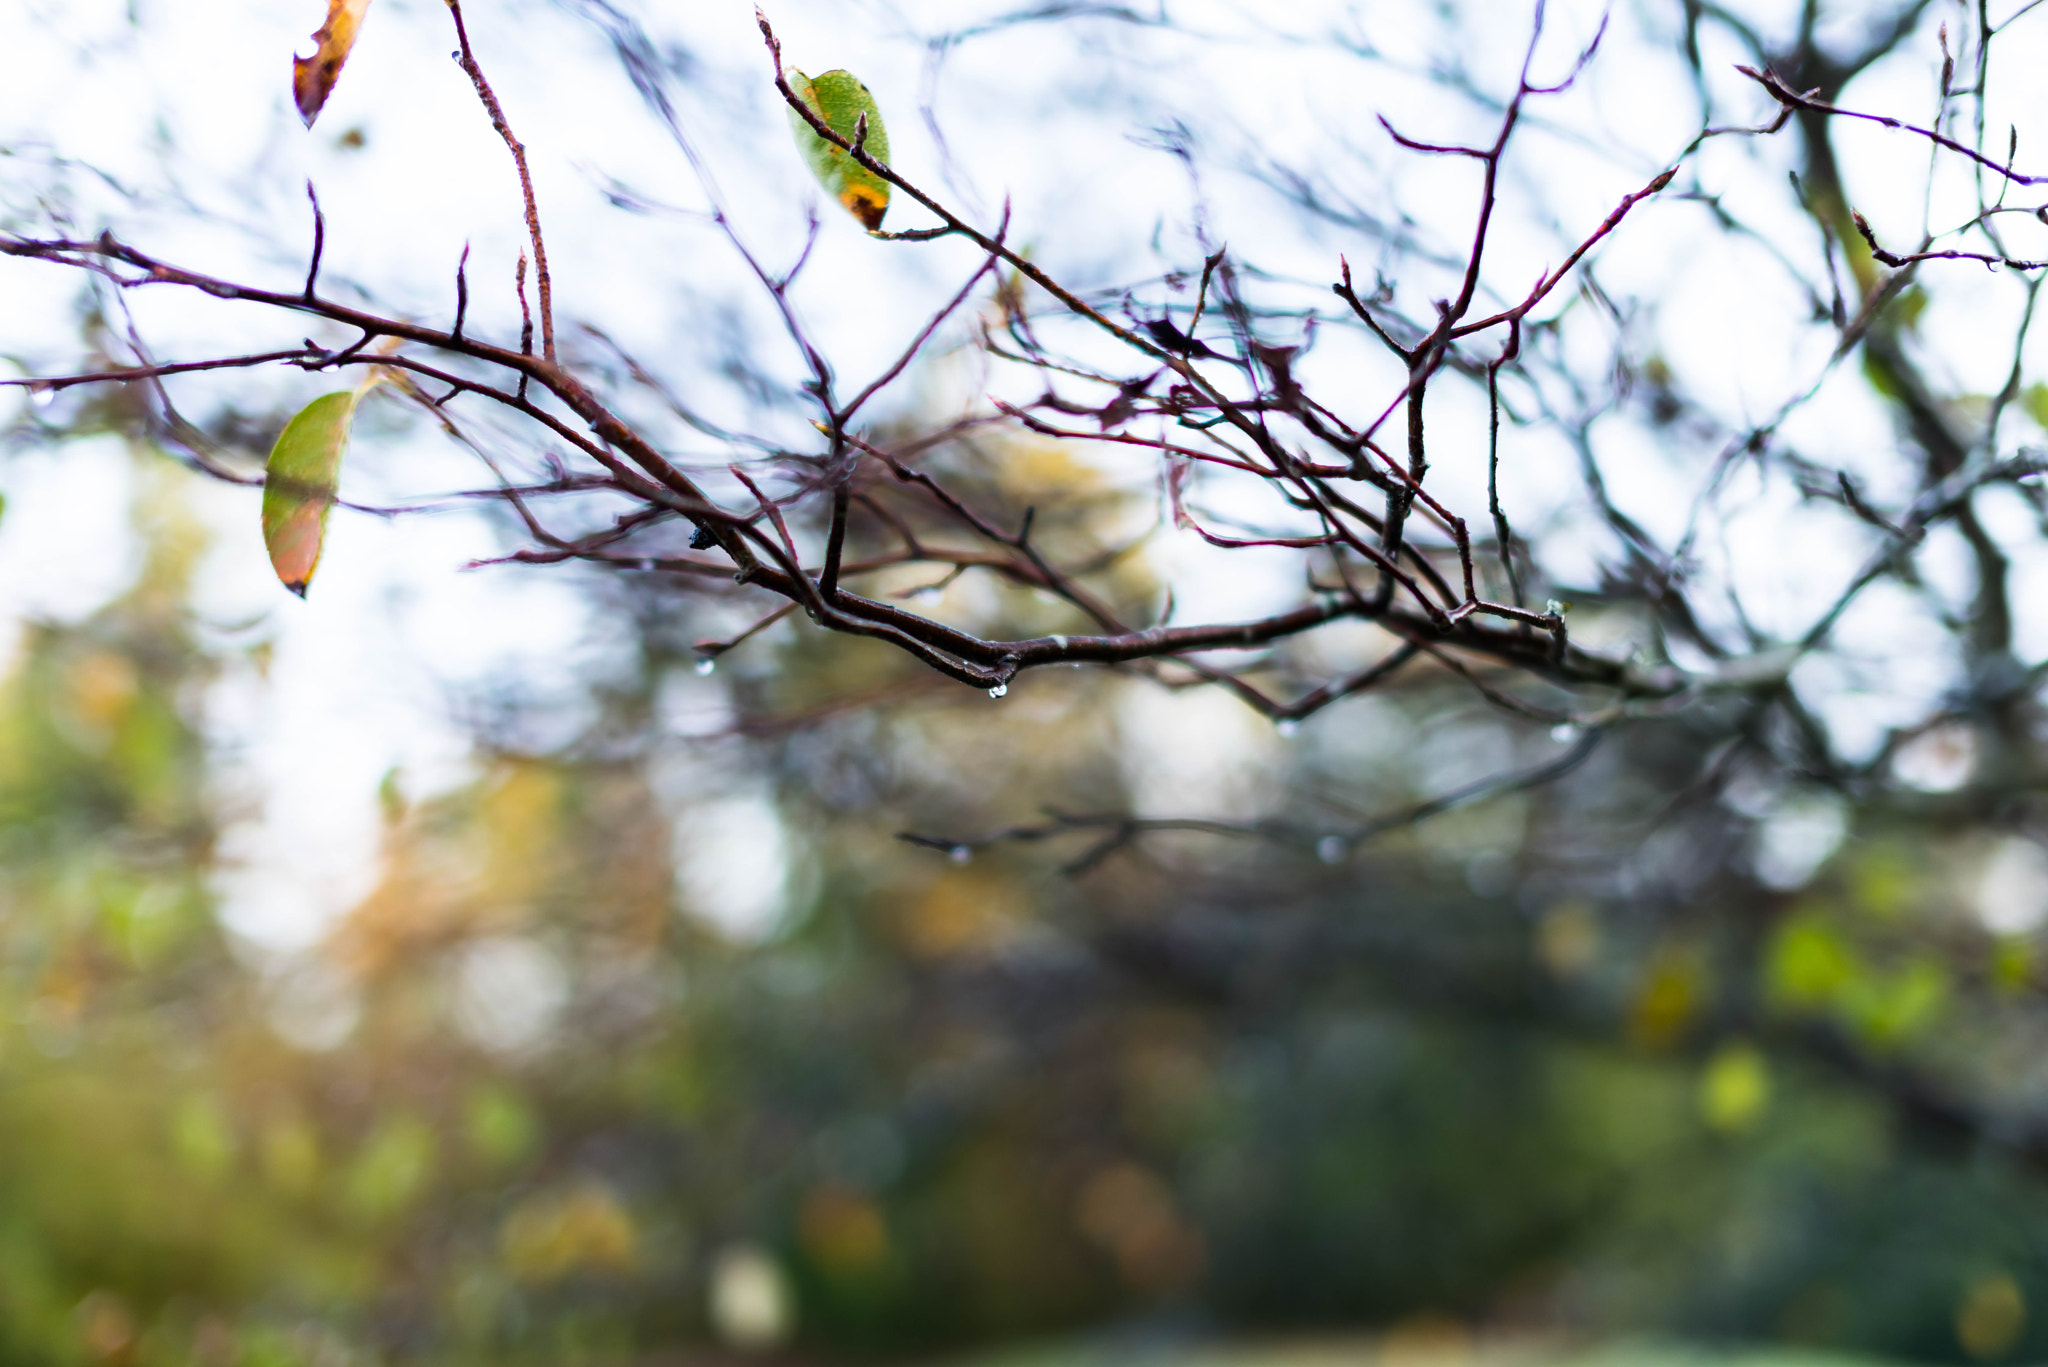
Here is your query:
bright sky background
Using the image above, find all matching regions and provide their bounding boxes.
[6,0,2048,975]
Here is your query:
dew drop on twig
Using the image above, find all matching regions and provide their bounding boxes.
[30,385,55,409]
[695,658,716,676]
[1550,723,1578,743]
[948,845,971,865]
[1276,719,1300,738]
[988,683,1008,698]
[1316,835,1345,865]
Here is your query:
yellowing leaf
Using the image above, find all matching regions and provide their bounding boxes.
[262,391,359,597]
[788,69,891,231]
[293,0,374,128]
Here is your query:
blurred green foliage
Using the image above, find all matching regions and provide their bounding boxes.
[0,451,2047,1367]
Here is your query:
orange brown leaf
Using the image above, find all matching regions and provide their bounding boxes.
[293,0,375,128]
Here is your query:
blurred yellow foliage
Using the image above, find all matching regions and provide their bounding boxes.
[74,1289,134,1364]
[66,651,136,736]
[1958,1273,2026,1360]
[500,1185,639,1284]
[1849,847,1916,919]
[1766,916,1857,1011]
[170,1094,236,1184]
[996,441,1102,505]
[801,1184,890,1274]
[464,1085,539,1171]
[345,1113,436,1223]
[1629,949,1703,1048]
[1537,901,1601,978]
[899,867,1027,960]
[1379,1314,1473,1367]
[1699,1042,1770,1136]
[260,1113,321,1198]
[1074,1162,1204,1294]
[1993,937,2034,995]
[1842,957,1949,1050]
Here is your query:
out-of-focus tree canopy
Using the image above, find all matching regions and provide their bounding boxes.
[10,0,2048,1364]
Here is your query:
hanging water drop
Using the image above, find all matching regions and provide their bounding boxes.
[695,658,716,676]
[988,683,1008,698]
[1276,719,1300,738]
[948,845,971,865]
[1550,723,1578,744]
[30,385,55,409]
[1316,835,1345,865]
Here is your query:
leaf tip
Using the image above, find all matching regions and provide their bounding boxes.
[292,0,372,130]
[844,187,888,232]
[291,57,328,127]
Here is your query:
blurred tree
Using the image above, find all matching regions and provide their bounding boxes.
[14,0,2048,1364]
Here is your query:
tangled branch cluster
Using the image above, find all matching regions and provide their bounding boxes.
[4,0,2047,858]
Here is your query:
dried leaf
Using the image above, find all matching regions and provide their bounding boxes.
[787,69,891,232]
[262,391,359,597]
[293,0,374,128]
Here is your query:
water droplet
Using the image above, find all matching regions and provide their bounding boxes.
[1050,634,1069,650]
[695,658,716,676]
[911,585,942,603]
[1276,719,1300,738]
[987,683,1008,699]
[1551,723,1579,743]
[1544,598,1565,616]
[1316,836,1345,865]
[30,385,55,409]
[638,558,656,572]
[948,845,971,865]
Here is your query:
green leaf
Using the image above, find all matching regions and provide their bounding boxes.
[788,68,891,231]
[261,390,358,598]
